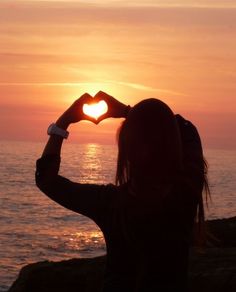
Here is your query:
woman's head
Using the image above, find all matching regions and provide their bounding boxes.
[116,98,183,188]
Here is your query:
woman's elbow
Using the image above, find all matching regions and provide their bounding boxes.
[35,170,57,195]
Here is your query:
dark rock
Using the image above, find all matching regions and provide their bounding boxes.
[206,217,236,247]
[8,217,236,292]
[189,247,236,292]
[8,257,106,292]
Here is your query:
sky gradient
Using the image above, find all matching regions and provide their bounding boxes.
[0,0,236,148]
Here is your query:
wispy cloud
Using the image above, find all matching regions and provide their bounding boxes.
[6,1,236,9]
[0,81,187,97]
[1,2,236,28]
[0,82,92,86]
[107,80,187,96]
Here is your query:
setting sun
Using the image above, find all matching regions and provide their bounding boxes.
[83,100,108,120]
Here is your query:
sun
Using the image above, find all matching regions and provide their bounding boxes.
[83,100,108,120]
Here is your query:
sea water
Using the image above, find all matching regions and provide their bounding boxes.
[0,141,235,291]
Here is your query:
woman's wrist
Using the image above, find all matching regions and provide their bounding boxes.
[123,105,131,118]
[56,116,71,130]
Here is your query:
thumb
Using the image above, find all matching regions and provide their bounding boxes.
[83,113,98,124]
[96,112,110,124]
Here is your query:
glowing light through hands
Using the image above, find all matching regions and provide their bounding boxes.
[83,100,108,120]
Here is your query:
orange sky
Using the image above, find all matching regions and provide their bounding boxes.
[0,0,236,149]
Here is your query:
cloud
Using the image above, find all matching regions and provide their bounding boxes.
[107,80,187,96]
[1,1,236,29]
[0,80,187,97]
[5,1,236,9]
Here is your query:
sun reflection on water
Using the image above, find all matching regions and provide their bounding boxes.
[65,230,105,251]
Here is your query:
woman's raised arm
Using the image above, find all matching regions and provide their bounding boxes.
[35,93,115,223]
[35,92,130,225]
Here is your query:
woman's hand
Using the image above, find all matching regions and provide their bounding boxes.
[95,91,129,122]
[41,93,97,158]
[94,91,130,123]
[56,93,97,129]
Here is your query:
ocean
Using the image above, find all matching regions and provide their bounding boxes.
[0,140,235,291]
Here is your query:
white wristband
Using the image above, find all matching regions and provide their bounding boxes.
[47,123,69,139]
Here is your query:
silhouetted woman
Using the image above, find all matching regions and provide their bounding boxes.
[36,92,209,292]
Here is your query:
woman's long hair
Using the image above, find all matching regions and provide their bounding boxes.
[116,99,183,188]
[116,98,210,244]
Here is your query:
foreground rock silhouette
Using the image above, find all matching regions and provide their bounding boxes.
[8,217,236,292]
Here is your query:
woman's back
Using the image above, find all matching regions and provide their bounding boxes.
[101,177,198,292]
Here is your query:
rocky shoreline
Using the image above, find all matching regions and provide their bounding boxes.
[8,217,236,292]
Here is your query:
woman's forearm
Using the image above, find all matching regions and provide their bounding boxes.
[41,117,70,158]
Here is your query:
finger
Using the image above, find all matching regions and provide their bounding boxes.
[83,114,98,124]
[94,91,110,102]
[75,93,93,105]
[96,112,110,123]
[95,90,107,97]
[81,92,93,100]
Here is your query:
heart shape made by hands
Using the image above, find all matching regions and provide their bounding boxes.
[83,100,108,120]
